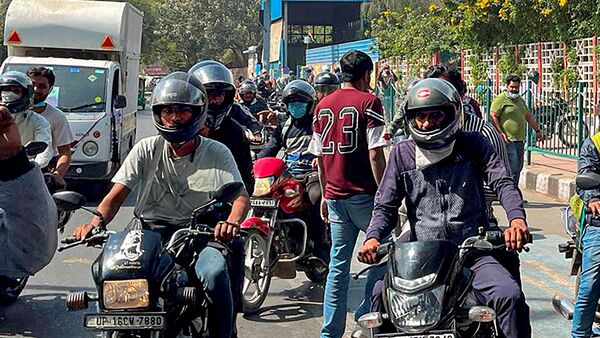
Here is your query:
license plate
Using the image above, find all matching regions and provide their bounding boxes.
[376,333,455,338]
[84,313,165,330]
[250,198,277,208]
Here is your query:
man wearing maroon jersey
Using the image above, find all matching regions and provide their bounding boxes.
[308,50,389,338]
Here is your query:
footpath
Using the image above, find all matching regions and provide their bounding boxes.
[520,152,577,203]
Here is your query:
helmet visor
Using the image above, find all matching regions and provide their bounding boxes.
[0,86,24,103]
[408,108,454,135]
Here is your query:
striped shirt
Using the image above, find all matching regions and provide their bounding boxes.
[462,113,511,203]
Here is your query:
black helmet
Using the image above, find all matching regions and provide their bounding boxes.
[188,60,236,111]
[256,78,267,91]
[150,72,208,144]
[0,71,34,113]
[314,71,340,94]
[404,78,463,150]
[239,80,258,95]
[282,80,317,119]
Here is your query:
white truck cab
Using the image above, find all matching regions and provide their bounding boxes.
[2,0,143,181]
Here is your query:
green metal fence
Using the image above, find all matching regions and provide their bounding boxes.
[467,80,593,163]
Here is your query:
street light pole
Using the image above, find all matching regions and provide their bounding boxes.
[261,0,271,73]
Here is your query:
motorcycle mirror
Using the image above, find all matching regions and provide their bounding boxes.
[576,172,600,190]
[24,141,48,157]
[52,191,86,212]
[213,182,245,203]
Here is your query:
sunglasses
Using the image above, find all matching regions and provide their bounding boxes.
[415,110,446,123]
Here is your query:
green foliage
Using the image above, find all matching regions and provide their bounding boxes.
[550,46,579,91]
[469,53,488,87]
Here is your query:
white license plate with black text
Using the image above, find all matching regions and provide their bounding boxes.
[250,198,277,208]
[84,313,165,330]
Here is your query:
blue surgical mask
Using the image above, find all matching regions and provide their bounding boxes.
[288,102,308,119]
[506,91,520,99]
[33,101,46,108]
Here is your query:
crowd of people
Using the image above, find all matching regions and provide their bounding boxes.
[3,48,600,338]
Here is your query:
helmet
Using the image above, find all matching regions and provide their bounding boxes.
[256,78,267,91]
[0,71,34,113]
[282,80,317,119]
[239,80,258,95]
[188,60,235,110]
[404,78,463,150]
[150,72,208,144]
[314,71,340,94]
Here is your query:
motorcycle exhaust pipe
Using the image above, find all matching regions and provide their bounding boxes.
[552,294,574,320]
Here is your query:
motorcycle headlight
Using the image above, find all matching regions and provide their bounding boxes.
[103,279,150,310]
[393,272,437,292]
[254,176,274,197]
[387,285,445,330]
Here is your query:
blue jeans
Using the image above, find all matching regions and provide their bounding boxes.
[506,141,524,184]
[320,194,387,338]
[195,246,234,338]
[572,225,600,337]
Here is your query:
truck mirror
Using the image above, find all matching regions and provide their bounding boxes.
[113,95,127,109]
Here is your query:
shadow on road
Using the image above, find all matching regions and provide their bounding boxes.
[524,201,564,209]
[243,302,323,323]
[0,293,92,338]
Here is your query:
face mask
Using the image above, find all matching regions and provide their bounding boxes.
[33,101,46,108]
[288,102,308,119]
[506,91,520,99]
[1,91,21,103]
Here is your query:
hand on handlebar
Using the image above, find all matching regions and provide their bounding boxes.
[214,221,239,243]
[505,219,531,252]
[72,223,97,241]
[588,199,600,216]
[0,106,23,159]
[358,238,381,264]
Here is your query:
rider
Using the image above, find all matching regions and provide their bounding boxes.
[189,60,262,142]
[257,77,273,100]
[313,71,340,101]
[238,80,269,118]
[27,66,74,188]
[0,103,57,305]
[72,72,250,338]
[257,80,330,265]
[358,78,532,338]
[0,71,53,168]
[572,134,600,337]
[189,61,255,195]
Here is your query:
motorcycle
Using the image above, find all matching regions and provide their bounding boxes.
[24,141,71,233]
[533,96,589,149]
[54,182,245,337]
[553,171,600,323]
[240,157,327,314]
[356,227,530,338]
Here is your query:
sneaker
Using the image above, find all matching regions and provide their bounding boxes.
[351,322,371,338]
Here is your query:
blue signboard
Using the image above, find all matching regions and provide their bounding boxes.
[305,39,379,65]
[271,0,282,20]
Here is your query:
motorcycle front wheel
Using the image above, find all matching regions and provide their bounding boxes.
[242,229,272,315]
[558,115,588,149]
[0,276,28,305]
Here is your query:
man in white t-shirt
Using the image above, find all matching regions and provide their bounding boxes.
[0,71,53,168]
[72,72,249,338]
[28,67,74,187]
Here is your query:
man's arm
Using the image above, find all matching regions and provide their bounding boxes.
[32,115,54,168]
[490,110,508,143]
[232,104,262,134]
[525,110,543,141]
[257,127,283,158]
[369,147,386,185]
[54,144,72,178]
[227,190,250,225]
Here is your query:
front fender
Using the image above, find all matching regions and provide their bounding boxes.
[241,217,270,237]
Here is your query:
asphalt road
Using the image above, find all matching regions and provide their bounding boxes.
[0,109,577,337]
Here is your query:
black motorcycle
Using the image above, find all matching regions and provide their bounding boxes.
[533,96,589,149]
[553,171,600,323]
[354,228,529,338]
[54,182,245,338]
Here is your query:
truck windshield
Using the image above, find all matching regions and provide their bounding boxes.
[4,64,108,113]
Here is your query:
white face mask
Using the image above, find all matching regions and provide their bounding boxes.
[415,141,456,170]
[1,91,21,102]
[506,91,520,99]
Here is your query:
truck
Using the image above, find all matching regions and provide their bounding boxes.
[2,0,143,182]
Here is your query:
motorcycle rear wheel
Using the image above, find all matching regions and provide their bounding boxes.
[242,229,272,315]
[558,115,588,149]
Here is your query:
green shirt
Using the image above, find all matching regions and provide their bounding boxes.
[491,92,529,141]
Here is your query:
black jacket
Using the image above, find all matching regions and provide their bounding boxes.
[206,117,254,195]
[241,97,269,118]
[578,136,600,203]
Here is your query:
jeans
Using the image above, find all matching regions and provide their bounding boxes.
[320,194,387,338]
[506,141,525,184]
[572,225,600,337]
[195,246,234,338]
[370,254,531,338]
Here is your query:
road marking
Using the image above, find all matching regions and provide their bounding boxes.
[62,257,93,264]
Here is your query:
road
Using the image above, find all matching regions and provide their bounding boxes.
[0,109,576,337]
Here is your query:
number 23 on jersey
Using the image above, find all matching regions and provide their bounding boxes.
[317,107,359,155]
